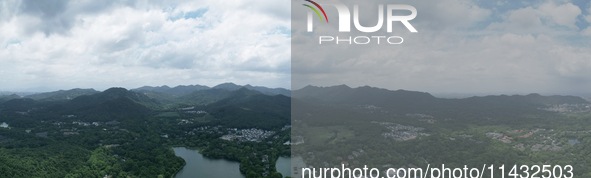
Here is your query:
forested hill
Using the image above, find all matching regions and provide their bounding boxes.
[206,88,291,129]
[0,85,291,129]
[133,82,290,97]
[294,85,587,106]
[293,85,589,119]
[0,84,292,177]
[25,88,99,101]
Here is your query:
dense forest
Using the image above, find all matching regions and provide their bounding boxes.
[2,83,590,177]
[0,83,291,178]
[292,85,591,177]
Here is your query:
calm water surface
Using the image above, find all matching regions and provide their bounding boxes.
[173,147,245,178]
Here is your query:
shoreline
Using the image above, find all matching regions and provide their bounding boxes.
[171,146,246,178]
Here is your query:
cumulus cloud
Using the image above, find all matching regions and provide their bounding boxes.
[488,1,582,32]
[292,0,591,95]
[0,0,290,91]
[583,5,591,36]
[538,1,581,28]
[412,0,491,29]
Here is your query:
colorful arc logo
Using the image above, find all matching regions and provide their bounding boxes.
[302,0,328,23]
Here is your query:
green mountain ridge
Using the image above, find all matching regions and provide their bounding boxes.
[25,88,99,101]
[292,85,590,124]
[206,88,291,129]
[0,86,291,129]
[294,85,588,107]
[133,84,209,96]
[133,83,290,97]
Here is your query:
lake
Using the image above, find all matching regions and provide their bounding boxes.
[275,157,291,177]
[276,156,307,178]
[173,147,245,178]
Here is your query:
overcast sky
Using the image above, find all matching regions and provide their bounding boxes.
[0,0,290,92]
[292,0,591,96]
[2,0,591,95]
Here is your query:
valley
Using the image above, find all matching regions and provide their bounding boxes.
[0,83,291,178]
[2,83,591,177]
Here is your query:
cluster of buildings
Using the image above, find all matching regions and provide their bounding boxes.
[405,113,434,118]
[358,104,386,114]
[406,113,437,124]
[185,126,224,136]
[542,103,591,113]
[52,120,120,127]
[72,121,101,127]
[346,149,366,160]
[177,119,193,125]
[485,132,512,143]
[220,128,275,142]
[487,128,570,152]
[373,121,427,141]
[178,106,207,114]
[0,122,9,129]
[184,110,207,114]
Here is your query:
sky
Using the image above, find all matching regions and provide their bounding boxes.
[2,0,591,95]
[0,0,290,92]
[292,0,591,96]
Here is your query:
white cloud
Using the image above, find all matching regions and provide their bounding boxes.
[488,1,582,32]
[411,0,491,29]
[587,9,591,23]
[292,0,591,95]
[538,1,581,28]
[3,0,591,95]
[505,7,542,29]
[582,4,591,36]
[582,27,591,36]
[0,0,291,91]
[488,7,544,33]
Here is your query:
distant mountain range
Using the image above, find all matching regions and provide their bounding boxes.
[0,83,291,129]
[292,85,589,122]
[133,83,290,97]
[0,82,289,108]
[294,85,588,105]
[133,84,210,96]
[1,83,588,128]
[25,88,99,101]
[0,94,21,103]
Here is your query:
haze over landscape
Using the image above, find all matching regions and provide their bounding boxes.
[2,0,591,177]
[292,0,591,95]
